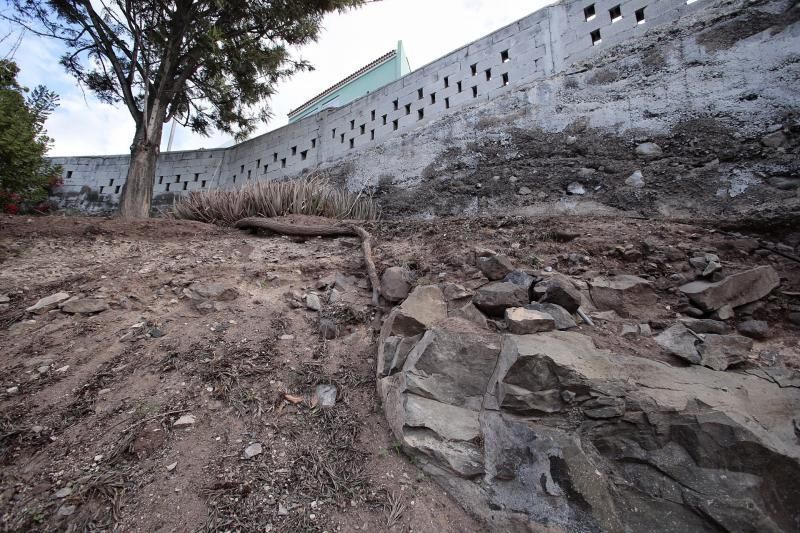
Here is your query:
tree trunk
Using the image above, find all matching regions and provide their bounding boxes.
[118,106,166,218]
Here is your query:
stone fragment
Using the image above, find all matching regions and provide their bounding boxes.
[473,282,529,316]
[173,414,196,428]
[61,298,109,314]
[525,303,577,330]
[305,293,321,311]
[698,334,753,371]
[567,182,586,195]
[384,285,447,336]
[638,323,652,336]
[378,333,422,376]
[621,324,639,338]
[314,384,337,407]
[539,276,582,313]
[761,131,787,147]
[188,283,238,302]
[736,319,769,340]
[635,142,663,159]
[503,270,536,296]
[166,462,178,472]
[26,292,70,314]
[625,170,645,188]
[477,255,515,281]
[6,386,18,394]
[679,266,779,312]
[244,443,263,459]
[452,303,489,330]
[655,324,701,364]
[589,275,657,318]
[714,304,735,321]
[381,267,411,302]
[582,396,626,419]
[505,307,555,334]
[679,318,730,334]
[518,186,532,195]
[0,294,9,304]
[442,283,472,301]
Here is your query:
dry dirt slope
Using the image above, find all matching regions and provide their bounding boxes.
[0,213,798,532]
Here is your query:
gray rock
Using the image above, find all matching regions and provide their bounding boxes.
[315,384,337,407]
[621,324,639,338]
[53,487,73,499]
[384,285,447,336]
[625,170,645,187]
[380,267,411,302]
[635,142,663,159]
[655,324,701,364]
[714,304,736,321]
[505,307,555,334]
[761,131,787,147]
[567,182,586,195]
[0,294,10,304]
[61,298,109,314]
[737,319,769,340]
[473,282,529,316]
[305,293,322,311]
[243,443,263,459]
[378,333,422,377]
[698,334,753,371]
[477,255,515,281]
[525,303,577,330]
[173,414,196,428]
[503,270,536,297]
[451,302,489,330]
[539,276,582,313]
[26,292,70,314]
[680,266,780,312]
[188,283,238,302]
[589,274,656,318]
[679,318,730,334]
[442,283,472,301]
[518,186,532,195]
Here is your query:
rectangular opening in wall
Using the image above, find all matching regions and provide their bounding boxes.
[311,138,316,148]
[502,72,509,86]
[247,169,251,179]
[350,120,355,130]
[405,103,411,115]
[349,138,354,149]
[341,133,345,143]
[430,92,436,104]
[281,158,286,168]
[115,185,120,194]
[165,184,169,192]
[457,81,463,93]
[584,3,596,21]
[370,129,375,140]
[445,97,450,109]
[382,114,387,125]
[371,110,376,121]
[360,124,366,134]
[183,182,188,190]
[66,170,73,179]
[393,119,399,131]
[444,76,449,88]
[291,146,297,156]
[472,86,478,98]
[332,128,336,139]
[470,63,477,76]
[233,175,236,183]
[485,69,492,81]
[273,153,278,162]
[393,99,399,110]
[99,186,104,193]
[175,175,181,183]
[109,179,114,186]
[264,165,268,174]
[201,180,207,188]
[158,176,163,184]
[194,173,199,182]
[501,49,510,63]
[301,150,308,160]
[418,109,424,120]
[417,88,423,99]
[609,5,622,22]
[240,164,244,173]
[591,29,602,46]
[256,159,261,169]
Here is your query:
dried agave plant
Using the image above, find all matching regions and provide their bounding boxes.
[170,174,379,224]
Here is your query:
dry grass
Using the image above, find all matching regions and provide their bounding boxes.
[170,175,379,225]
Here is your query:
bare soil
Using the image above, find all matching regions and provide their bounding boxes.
[0,213,798,532]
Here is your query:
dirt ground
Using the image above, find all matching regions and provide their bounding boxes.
[0,213,798,532]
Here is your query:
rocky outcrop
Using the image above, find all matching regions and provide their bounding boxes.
[378,319,800,532]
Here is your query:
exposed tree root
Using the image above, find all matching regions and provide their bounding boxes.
[234,217,381,305]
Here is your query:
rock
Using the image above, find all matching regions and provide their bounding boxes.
[737,319,769,339]
[788,312,800,326]
[566,182,586,195]
[319,318,339,340]
[625,170,645,187]
[539,276,582,313]
[26,292,70,314]
[635,142,663,159]
[505,307,555,334]
[518,186,532,195]
[525,303,577,330]
[621,324,639,338]
[679,266,780,312]
[378,333,422,377]
[277,503,289,516]
[566,135,577,145]
[381,267,411,302]
[380,318,800,533]
[698,334,753,371]
[166,462,178,472]
[767,176,800,190]
[61,298,109,314]
[384,285,447,337]
[188,283,238,302]
[503,270,536,297]
[305,293,322,311]
[589,275,656,318]
[761,131,787,147]
[6,386,18,394]
[655,324,701,364]
[314,384,337,407]
[173,414,196,428]
[243,443,263,459]
[638,323,652,336]
[451,303,489,330]
[679,318,730,334]
[0,294,9,304]
[442,283,472,301]
[477,255,515,281]
[473,282,529,316]
[714,304,735,321]
[57,505,76,517]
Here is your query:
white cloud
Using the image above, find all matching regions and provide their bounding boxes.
[11,0,555,156]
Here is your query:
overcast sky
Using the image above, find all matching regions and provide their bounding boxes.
[9,0,554,157]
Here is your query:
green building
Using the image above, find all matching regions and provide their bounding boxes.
[287,41,411,123]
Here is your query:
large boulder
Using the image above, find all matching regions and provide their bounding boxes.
[473,282,529,316]
[380,266,411,302]
[679,266,780,312]
[589,275,657,318]
[379,321,800,532]
[539,275,582,313]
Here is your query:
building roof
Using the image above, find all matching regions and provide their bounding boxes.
[287,49,397,119]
